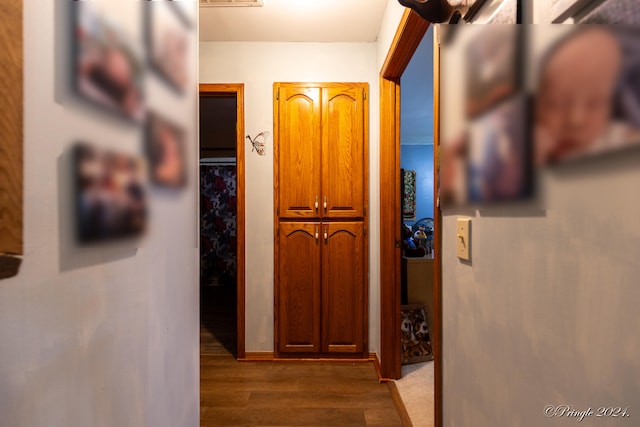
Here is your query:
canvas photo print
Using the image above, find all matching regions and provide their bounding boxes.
[534,25,640,166]
[73,1,145,122]
[145,1,190,93]
[439,131,469,208]
[467,95,531,203]
[73,143,147,244]
[465,25,522,119]
[146,111,187,188]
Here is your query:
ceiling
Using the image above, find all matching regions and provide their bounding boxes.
[199,0,389,42]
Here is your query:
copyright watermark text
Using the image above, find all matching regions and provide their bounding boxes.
[544,405,630,422]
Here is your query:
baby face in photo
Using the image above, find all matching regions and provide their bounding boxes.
[535,28,622,164]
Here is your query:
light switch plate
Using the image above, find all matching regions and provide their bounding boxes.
[456,218,470,261]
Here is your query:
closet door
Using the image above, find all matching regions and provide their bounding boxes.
[275,85,322,219]
[321,84,366,219]
[321,222,365,354]
[277,222,322,353]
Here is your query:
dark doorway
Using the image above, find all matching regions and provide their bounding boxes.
[199,92,239,358]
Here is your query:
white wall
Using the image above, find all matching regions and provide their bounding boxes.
[0,2,200,426]
[200,42,381,353]
[439,2,640,425]
[376,0,407,71]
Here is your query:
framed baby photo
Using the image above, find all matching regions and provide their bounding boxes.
[533,25,640,166]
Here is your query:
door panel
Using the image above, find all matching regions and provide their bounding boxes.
[277,86,322,218]
[322,85,365,219]
[277,222,321,353]
[321,222,365,353]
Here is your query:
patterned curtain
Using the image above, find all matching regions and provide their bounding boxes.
[200,164,237,287]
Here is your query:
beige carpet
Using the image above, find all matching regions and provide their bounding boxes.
[394,361,434,427]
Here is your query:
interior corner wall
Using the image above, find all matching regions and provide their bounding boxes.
[199,41,381,354]
[439,1,640,425]
[0,2,200,426]
[376,0,407,71]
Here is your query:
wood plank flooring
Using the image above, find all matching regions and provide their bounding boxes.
[201,286,236,356]
[201,356,403,427]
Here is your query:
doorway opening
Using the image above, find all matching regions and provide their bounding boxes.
[199,84,245,359]
[379,9,442,427]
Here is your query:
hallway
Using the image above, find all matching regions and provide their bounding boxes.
[200,356,402,427]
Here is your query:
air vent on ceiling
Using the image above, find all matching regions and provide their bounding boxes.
[200,0,264,7]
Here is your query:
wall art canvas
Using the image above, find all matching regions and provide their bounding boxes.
[439,131,469,208]
[74,1,145,122]
[145,1,189,93]
[467,95,531,203]
[534,26,640,166]
[402,170,417,221]
[73,143,147,244]
[465,24,522,119]
[146,111,187,188]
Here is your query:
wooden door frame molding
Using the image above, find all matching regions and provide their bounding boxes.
[0,0,23,279]
[199,83,246,359]
[378,10,443,427]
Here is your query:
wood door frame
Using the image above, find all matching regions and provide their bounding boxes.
[0,0,23,279]
[378,9,443,427]
[199,83,246,359]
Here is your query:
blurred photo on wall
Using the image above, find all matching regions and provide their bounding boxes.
[146,111,187,189]
[534,25,640,166]
[73,143,148,244]
[73,1,145,122]
[145,1,190,93]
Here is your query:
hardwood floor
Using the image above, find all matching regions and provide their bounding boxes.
[201,285,237,357]
[201,356,403,427]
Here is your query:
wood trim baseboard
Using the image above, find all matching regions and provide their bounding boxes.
[370,352,394,383]
[240,352,275,361]
[241,352,377,364]
[388,381,414,427]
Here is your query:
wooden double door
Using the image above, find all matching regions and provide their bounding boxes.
[274,82,368,357]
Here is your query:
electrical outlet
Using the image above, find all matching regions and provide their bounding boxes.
[456,218,470,261]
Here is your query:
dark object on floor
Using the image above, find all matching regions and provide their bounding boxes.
[397,0,453,23]
[401,304,433,364]
[405,247,427,258]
